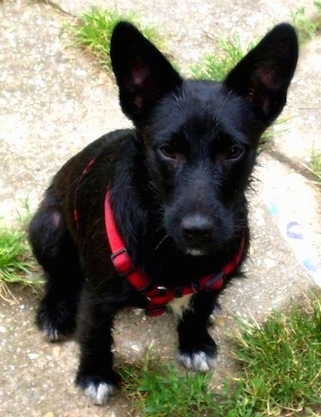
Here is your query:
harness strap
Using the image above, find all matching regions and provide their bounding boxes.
[73,159,245,317]
[104,190,246,317]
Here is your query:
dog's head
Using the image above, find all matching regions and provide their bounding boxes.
[111,22,298,256]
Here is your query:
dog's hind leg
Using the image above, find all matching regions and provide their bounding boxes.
[177,291,218,372]
[28,190,83,341]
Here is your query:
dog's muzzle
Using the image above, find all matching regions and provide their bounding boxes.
[180,213,215,255]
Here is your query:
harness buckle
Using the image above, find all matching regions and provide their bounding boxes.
[110,248,136,276]
[204,271,225,290]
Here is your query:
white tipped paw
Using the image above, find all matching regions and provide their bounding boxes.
[84,382,117,405]
[178,351,214,372]
[42,325,65,342]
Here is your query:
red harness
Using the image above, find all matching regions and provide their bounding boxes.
[73,159,245,317]
[104,191,245,317]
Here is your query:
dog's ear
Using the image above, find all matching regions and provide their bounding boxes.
[224,23,298,125]
[110,22,183,126]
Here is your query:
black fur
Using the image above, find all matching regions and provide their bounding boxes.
[29,22,298,404]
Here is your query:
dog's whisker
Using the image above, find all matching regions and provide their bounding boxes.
[154,234,170,252]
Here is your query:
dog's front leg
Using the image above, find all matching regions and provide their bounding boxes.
[177,291,218,372]
[75,288,120,405]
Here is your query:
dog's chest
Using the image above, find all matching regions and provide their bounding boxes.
[167,294,193,317]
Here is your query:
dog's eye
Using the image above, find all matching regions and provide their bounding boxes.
[159,145,178,160]
[226,146,244,160]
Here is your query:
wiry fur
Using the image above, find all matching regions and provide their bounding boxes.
[28,22,298,404]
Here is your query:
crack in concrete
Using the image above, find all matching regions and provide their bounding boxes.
[38,0,75,16]
[266,148,320,186]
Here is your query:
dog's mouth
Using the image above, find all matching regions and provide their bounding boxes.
[165,209,231,257]
[174,237,215,257]
[170,213,216,257]
[185,246,209,257]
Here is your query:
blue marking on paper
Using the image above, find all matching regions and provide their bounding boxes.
[268,201,321,287]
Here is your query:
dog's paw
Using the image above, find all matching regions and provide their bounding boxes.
[76,373,119,405]
[41,324,65,342]
[178,351,215,372]
[178,332,217,372]
[36,301,76,342]
[84,381,117,405]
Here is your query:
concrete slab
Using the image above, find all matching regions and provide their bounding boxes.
[0,0,129,222]
[55,0,316,63]
[1,0,321,416]
[272,37,321,164]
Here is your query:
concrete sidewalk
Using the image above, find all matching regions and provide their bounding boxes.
[0,0,320,416]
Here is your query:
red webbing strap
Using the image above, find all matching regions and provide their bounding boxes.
[197,233,246,292]
[104,191,175,316]
[104,191,150,292]
[104,190,245,317]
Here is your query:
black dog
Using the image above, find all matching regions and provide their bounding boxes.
[29,21,298,404]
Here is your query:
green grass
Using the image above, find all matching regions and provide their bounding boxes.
[191,36,248,81]
[67,7,164,72]
[0,206,42,301]
[67,2,321,79]
[192,1,321,81]
[290,2,321,188]
[67,8,124,70]
[231,297,321,415]
[291,1,321,43]
[118,348,216,417]
[118,297,321,416]
[309,149,321,185]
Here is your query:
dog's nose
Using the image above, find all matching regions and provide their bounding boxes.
[181,214,214,241]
